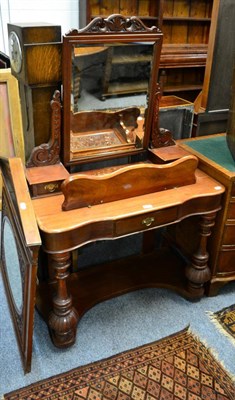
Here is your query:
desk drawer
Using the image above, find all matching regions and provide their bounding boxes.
[227,200,235,219]
[231,183,235,197]
[217,249,235,274]
[115,206,178,236]
[222,223,235,245]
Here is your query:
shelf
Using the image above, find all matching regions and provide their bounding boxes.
[36,246,192,322]
[85,0,214,101]
[160,45,207,68]
[163,17,211,22]
[112,54,152,65]
[164,84,203,93]
[91,15,159,22]
[102,80,149,98]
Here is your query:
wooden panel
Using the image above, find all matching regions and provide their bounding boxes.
[171,21,188,44]
[222,224,235,245]
[162,23,173,44]
[101,0,120,14]
[188,22,208,45]
[138,0,151,16]
[231,184,235,196]
[173,0,190,17]
[120,0,138,15]
[61,156,198,210]
[227,201,235,219]
[205,0,214,17]
[163,0,174,16]
[218,250,235,273]
[190,0,208,17]
[26,44,61,85]
[89,0,157,18]
[89,0,100,16]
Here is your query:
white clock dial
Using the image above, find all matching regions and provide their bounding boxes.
[9,31,22,74]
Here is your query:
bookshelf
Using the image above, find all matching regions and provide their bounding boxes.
[79,0,214,101]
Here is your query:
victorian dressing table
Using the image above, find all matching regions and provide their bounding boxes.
[0,15,225,373]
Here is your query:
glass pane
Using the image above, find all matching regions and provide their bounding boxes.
[2,217,23,312]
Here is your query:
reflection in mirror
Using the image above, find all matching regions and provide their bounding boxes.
[70,42,154,159]
[71,42,153,111]
[62,14,163,166]
[2,217,23,313]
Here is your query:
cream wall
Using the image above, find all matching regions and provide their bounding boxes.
[0,0,80,54]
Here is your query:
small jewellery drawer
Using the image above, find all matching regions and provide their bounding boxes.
[29,180,63,197]
[115,206,178,236]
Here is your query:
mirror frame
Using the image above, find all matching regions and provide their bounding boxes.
[0,157,41,373]
[62,14,163,167]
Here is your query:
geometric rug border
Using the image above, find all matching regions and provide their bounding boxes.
[207,303,235,347]
[4,325,235,399]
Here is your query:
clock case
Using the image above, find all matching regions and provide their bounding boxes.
[7,23,62,160]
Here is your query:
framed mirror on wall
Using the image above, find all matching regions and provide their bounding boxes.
[62,14,163,167]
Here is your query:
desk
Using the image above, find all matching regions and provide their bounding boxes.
[0,156,225,372]
[32,165,224,348]
[177,134,235,295]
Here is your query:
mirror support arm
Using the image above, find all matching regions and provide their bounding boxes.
[26,90,62,167]
[150,83,175,148]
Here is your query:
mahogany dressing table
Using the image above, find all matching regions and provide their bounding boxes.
[0,15,225,373]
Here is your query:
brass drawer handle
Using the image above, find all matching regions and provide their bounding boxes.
[44,183,59,193]
[142,217,155,227]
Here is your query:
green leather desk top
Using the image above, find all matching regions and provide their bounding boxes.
[183,135,235,172]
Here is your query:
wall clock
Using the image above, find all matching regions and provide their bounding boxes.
[8,31,23,74]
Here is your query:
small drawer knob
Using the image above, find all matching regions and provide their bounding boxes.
[142,216,155,227]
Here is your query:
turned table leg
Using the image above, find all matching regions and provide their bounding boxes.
[185,212,216,297]
[48,251,79,347]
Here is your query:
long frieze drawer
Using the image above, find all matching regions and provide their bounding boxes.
[115,206,178,236]
[217,249,235,273]
[227,200,235,219]
[222,223,235,245]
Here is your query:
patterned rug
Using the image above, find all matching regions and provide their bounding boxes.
[4,327,235,400]
[209,304,235,345]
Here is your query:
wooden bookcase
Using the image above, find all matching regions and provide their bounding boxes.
[81,0,214,101]
[86,1,160,26]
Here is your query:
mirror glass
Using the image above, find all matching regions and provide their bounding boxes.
[70,42,154,160]
[71,42,153,111]
[2,217,23,313]
[62,15,163,166]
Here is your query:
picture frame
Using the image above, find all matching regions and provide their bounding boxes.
[0,68,25,208]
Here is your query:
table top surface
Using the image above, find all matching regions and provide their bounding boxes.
[32,168,224,235]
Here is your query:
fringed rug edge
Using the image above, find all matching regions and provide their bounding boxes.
[206,308,235,348]
[188,324,235,384]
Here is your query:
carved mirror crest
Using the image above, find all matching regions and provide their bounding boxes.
[62,14,163,167]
